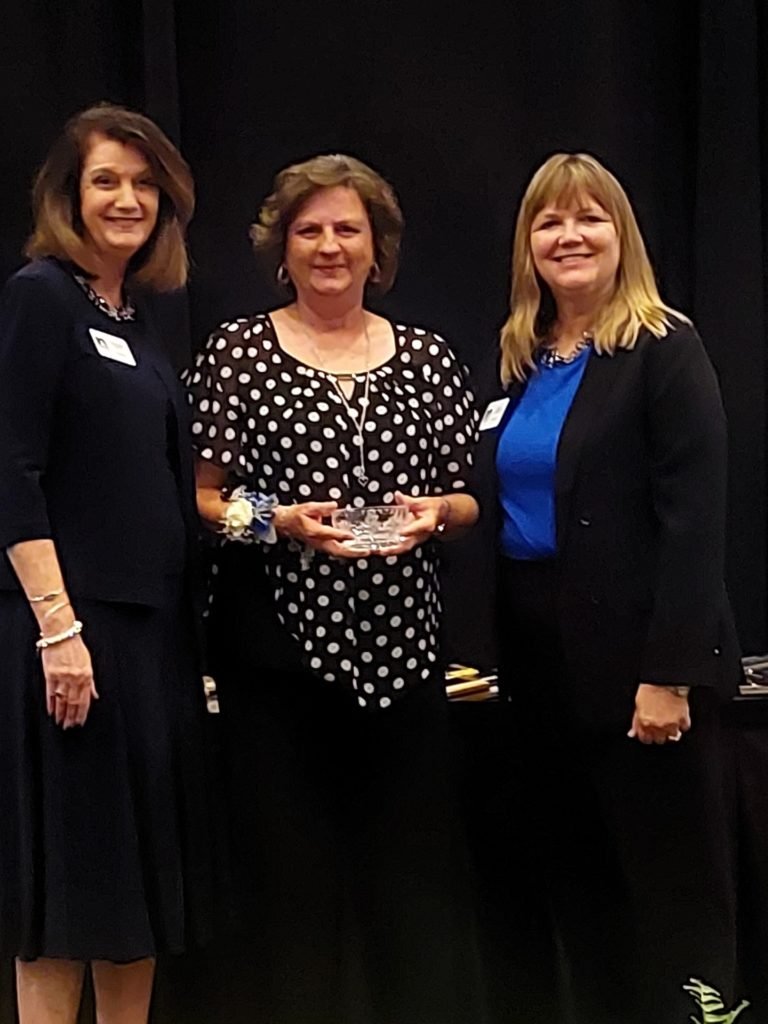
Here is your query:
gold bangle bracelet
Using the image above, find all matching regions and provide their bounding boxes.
[29,588,64,604]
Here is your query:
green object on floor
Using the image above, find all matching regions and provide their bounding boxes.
[683,979,749,1023]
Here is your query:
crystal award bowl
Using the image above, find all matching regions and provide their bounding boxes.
[331,504,411,552]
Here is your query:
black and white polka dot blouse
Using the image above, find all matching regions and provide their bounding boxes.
[184,313,477,709]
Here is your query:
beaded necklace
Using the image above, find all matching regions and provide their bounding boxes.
[73,273,136,322]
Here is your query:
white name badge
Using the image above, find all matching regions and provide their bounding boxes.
[89,328,136,366]
[479,397,510,431]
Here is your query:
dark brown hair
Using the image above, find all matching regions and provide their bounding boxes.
[250,153,404,294]
[26,103,194,291]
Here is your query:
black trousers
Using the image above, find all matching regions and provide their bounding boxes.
[497,558,738,1024]
[161,668,486,1024]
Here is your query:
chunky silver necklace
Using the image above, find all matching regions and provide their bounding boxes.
[539,330,593,369]
[300,318,372,486]
[73,273,136,321]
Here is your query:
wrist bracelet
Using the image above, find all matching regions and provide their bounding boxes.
[220,486,278,544]
[36,620,83,651]
[29,588,64,604]
[435,498,451,536]
[44,599,72,621]
[664,685,690,698]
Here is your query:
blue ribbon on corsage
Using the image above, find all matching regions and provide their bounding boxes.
[220,485,278,544]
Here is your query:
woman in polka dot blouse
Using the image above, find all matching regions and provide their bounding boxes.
[183,154,484,1024]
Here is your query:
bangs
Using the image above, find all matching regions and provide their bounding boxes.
[75,113,194,231]
[26,104,193,289]
[526,155,617,222]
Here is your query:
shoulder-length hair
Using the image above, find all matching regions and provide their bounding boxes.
[250,153,404,294]
[25,103,194,291]
[500,152,687,383]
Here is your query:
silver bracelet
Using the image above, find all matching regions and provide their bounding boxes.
[664,685,690,698]
[435,498,451,536]
[36,620,83,651]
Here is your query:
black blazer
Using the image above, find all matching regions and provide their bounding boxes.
[459,320,742,724]
[0,259,199,606]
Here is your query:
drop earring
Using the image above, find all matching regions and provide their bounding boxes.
[276,264,290,286]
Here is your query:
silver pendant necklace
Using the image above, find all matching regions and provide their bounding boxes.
[300,317,372,486]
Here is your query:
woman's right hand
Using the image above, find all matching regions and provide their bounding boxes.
[42,635,99,729]
[627,683,691,745]
[274,501,365,558]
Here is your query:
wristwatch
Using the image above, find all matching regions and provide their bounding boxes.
[664,685,690,698]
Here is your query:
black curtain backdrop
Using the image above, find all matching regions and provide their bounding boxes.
[1,3,768,1021]
[1,0,766,649]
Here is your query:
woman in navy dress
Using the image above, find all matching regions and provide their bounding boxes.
[0,105,210,1024]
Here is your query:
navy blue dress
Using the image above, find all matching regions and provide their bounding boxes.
[0,259,212,962]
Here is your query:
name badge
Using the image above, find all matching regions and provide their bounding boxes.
[479,398,510,431]
[89,328,136,366]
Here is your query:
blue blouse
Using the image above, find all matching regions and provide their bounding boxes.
[497,347,591,559]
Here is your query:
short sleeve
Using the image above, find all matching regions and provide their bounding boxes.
[0,272,69,549]
[183,320,255,476]
[427,336,479,494]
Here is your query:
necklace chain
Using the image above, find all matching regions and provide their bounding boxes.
[299,316,372,486]
[539,330,594,368]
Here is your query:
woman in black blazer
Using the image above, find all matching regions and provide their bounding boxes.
[474,153,741,1024]
[0,105,210,1024]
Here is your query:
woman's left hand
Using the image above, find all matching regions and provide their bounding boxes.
[377,492,449,555]
[628,683,692,745]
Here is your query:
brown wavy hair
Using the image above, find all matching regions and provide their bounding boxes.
[250,153,404,294]
[500,152,687,383]
[25,103,194,291]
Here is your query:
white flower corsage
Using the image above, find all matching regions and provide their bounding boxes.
[220,486,278,544]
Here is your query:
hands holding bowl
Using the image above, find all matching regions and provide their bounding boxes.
[273,492,450,558]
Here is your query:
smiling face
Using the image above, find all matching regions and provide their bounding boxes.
[529,194,620,306]
[283,185,375,303]
[79,132,160,265]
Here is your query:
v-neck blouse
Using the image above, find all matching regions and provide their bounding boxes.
[183,312,478,709]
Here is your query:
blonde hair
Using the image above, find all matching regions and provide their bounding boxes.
[250,153,404,294]
[500,152,687,383]
[26,103,194,291]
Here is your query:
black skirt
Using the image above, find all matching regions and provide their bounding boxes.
[0,583,213,962]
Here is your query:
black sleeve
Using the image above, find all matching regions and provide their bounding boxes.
[0,273,69,550]
[638,322,729,684]
[463,351,505,513]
